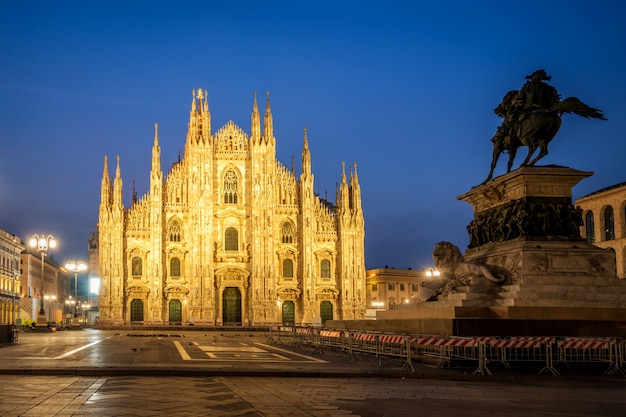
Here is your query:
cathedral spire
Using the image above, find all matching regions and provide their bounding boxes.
[201,89,211,143]
[113,155,123,210]
[350,161,364,223]
[132,180,137,205]
[263,91,273,142]
[152,123,161,171]
[302,126,311,176]
[251,91,261,141]
[100,155,111,207]
[151,123,163,198]
[339,161,349,214]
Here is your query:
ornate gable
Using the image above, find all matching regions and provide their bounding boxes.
[214,120,249,154]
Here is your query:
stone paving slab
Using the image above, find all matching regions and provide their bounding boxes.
[1,329,626,416]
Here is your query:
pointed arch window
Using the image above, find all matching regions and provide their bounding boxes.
[281,221,294,243]
[132,257,142,276]
[168,220,181,242]
[604,206,615,241]
[585,211,595,243]
[170,257,181,277]
[320,259,331,278]
[224,169,239,204]
[225,227,238,251]
[283,259,293,278]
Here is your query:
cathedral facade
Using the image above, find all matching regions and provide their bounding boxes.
[97,90,366,326]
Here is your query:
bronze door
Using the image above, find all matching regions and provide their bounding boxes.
[320,301,333,324]
[282,300,295,325]
[169,299,182,323]
[130,299,144,322]
[222,287,242,325]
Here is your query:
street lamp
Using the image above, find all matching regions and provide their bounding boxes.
[81,302,91,324]
[44,294,56,322]
[65,298,76,323]
[65,260,86,318]
[29,234,57,320]
[425,268,440,277]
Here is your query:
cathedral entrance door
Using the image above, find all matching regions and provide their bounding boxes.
[320,301,333,324]
[169,299,182,324]
[222,287,242,325]
[282,300,295,325]
[130,299,144,322]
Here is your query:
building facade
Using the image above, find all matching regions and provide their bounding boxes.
[0,229,24,325]
[576,182,626,278]
[19,250,69,324]
[366,268,427,310]
[98,90,366,326]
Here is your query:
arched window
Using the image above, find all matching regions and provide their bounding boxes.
[170,257,181,277]
[320,259,331,278]
[225,227,238,251]
[223,169,238,204]
[281,222,294,243]
[168,220,181,242]
[283,259,293,278]
[585,211,595,243]
[131,257,142,276]
[605,206,615,241]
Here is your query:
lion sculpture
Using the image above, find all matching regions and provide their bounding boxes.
[419,241,505,302]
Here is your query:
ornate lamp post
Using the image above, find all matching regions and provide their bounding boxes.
[29,234,57,320]
[81,302,91,324]
[65,260,87,319]
[44,294,56,322]
[65,298,76,324]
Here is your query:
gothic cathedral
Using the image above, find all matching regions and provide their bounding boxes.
[97,90,367,326]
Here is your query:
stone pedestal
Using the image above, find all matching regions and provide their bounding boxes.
[336,166,626,337]
[458,166,626,314]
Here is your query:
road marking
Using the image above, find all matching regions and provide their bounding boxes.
[174,340,192,360]
[173,340,327,363]
[54,337,113,359]
[253,342,327,362]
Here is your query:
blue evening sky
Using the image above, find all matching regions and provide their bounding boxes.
[1,1,625,270]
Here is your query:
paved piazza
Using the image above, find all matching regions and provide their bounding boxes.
[0,329,624,416]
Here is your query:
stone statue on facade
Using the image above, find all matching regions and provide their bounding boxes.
[485,69,606,182]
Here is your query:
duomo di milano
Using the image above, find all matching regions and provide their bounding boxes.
[97,90,366,325]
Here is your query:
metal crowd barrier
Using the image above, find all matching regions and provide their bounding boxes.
[490,336,558,375]
[410,336,488,375]
[267,325,297,345]
[294,327,316,348]
[557,337,624,376]
[316,329,348,354]
[266,326,625,376]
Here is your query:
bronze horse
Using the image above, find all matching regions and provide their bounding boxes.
[485,91,606,183]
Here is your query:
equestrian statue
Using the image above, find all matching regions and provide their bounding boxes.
[484,69,606,183]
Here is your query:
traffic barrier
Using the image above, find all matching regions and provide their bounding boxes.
[410,336,489,375]
[348,332,379,360]
[279,327,626,376]
[316,329,347,354]
[378,334,413,371]
[293,327,316,348]
[266,325,296,345]
[490,337,558,375]
[557,337,624,376]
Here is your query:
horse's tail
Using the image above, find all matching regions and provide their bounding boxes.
[558,97,607,120]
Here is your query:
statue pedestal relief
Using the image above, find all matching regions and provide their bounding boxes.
[367,166,626,336]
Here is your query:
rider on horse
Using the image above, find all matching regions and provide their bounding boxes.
[516,69,560,117]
